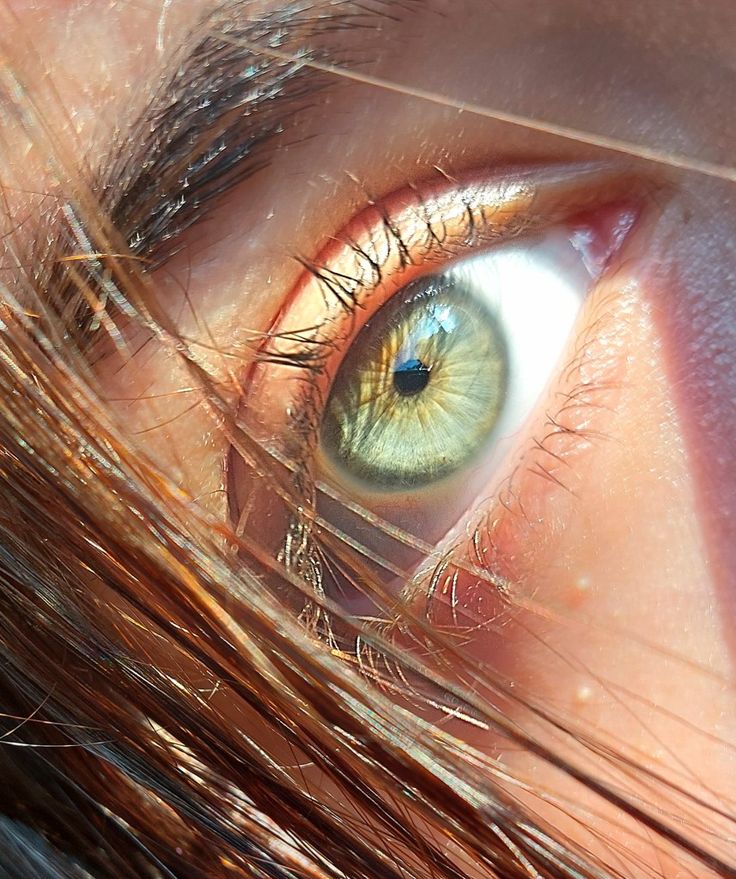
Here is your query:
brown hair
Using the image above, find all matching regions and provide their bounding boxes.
[0,4,731,878]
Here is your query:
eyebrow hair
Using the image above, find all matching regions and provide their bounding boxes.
[9,0,418,356]
[101,0,401,269]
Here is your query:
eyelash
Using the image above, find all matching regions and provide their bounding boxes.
[231,162,651,635]
[249,165,638,452]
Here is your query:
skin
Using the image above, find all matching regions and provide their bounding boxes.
[2,0,735,876]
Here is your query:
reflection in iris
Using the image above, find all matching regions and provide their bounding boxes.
[321,274,508,490]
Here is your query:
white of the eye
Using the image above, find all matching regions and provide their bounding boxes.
[447,228,592,475]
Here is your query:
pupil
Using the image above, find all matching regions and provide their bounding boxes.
[393,358,430,396]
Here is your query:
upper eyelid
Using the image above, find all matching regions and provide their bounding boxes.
[261,162,647,351]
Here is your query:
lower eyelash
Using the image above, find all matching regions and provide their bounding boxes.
[410,280,636,634]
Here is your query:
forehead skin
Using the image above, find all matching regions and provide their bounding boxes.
[1,1,735,877]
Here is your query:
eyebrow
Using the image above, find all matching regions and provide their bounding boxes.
[102,0,401,269]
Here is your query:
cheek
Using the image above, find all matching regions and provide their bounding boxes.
[507,298,729,744]
[653,184,736,655]
[430,276,735,876]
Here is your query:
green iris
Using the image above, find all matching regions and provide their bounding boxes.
[320,274,508,489]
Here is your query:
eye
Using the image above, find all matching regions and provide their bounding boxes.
[320,269,509,490]
[232,165,645,610]
[318,228,596,494]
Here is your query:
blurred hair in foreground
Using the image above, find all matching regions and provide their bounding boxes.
[0,2,733,878]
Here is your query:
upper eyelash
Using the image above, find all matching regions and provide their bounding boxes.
[251,167,587,429]
[253,212,426,377]
[256,177,529,369]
